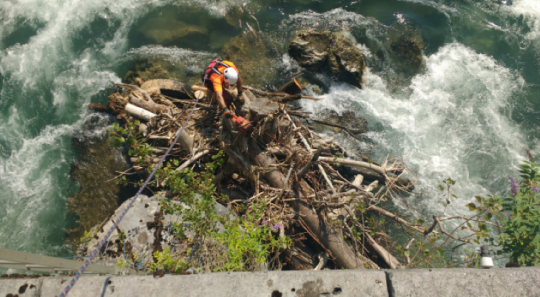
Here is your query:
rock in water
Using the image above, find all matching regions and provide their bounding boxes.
[328,33,366,88]
[288,31,333,72]
[288,31,366,88]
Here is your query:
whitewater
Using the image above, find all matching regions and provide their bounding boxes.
[1,0,540,258]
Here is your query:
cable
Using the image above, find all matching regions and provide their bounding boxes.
[100,276,113,297]
[59,91,202,297]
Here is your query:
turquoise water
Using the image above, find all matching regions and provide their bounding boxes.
[1,0,539,257]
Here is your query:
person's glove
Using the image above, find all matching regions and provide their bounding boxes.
[223,107,234,119]
[237,92,246,104]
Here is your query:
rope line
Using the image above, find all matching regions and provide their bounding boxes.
[59,95,201,296]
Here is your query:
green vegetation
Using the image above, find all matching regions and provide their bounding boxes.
[107,123,289,273]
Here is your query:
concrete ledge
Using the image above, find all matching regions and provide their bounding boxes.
[7,270,388,297]
[387,267,540,297]
[2,268,540,297]
[0,278,42,297]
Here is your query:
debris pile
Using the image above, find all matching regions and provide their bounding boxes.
[87,76,417,271]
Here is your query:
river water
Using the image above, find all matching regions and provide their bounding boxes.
[1,0,539,257]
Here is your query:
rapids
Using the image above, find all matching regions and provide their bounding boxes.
[1,0,539,259]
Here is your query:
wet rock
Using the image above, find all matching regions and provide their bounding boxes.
[328,32,367,87]
[67,114,131,244]
[288,31,366,88]
[386,21,424,76]
[314,109,368,136]
[288,31,334,72]
[221,31,276,87]
[124,59,201,87]
[124,59,172,84]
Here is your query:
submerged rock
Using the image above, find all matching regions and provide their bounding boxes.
[387,21,424,76]
[288,31,366,88]
[221,31,276,87]
[138,18,208,44]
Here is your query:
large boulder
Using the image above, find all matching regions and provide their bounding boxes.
[288,31,334,72]
[288,31,366,88]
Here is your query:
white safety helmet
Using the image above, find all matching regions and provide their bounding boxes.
[223,67,238,85]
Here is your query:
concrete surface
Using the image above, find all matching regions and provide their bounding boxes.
[387,267,540,297]
[6,270,388,297]
[0,277,42,297]
[1,268,540,297]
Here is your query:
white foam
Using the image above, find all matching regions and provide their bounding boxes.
[302,42,525,216]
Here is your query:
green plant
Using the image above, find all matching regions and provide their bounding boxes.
[212,218,290,272]
[498,162,540,266]
[148,247,188,273]
[159,151,226,237]
[115,259,128,269]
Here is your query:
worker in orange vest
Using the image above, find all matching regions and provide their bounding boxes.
[202,58,252,134]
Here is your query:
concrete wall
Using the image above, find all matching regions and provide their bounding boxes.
[1,268,539,297]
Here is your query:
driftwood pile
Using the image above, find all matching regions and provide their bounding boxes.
[91,77,418,270]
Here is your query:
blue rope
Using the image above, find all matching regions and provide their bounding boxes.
[61,235,117,259]
[59,94,201,296]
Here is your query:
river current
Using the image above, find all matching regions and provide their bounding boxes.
[1,0,539,257]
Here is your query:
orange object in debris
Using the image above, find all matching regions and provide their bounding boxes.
[231,115,254,135]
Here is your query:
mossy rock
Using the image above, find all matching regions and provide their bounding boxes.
[221,31,276,87]
[66,117,131,243]
[328,33,366,87]
[288,31,366,88]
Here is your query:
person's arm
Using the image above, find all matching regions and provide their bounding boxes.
[237,74,243,94]
[216,91,227,109]
[236,74,245,102]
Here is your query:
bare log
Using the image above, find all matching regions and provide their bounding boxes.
[124,103,156,121]
[117,83,154,102]
[140,79,195,99]
[175,149,211,173]
[174,127,194,153]
[367,205,424,234]
[319,157,400,178]
[362,228,404,269]
[279,94,302,103]
[243,85,321,101]
[130,96,170,114]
